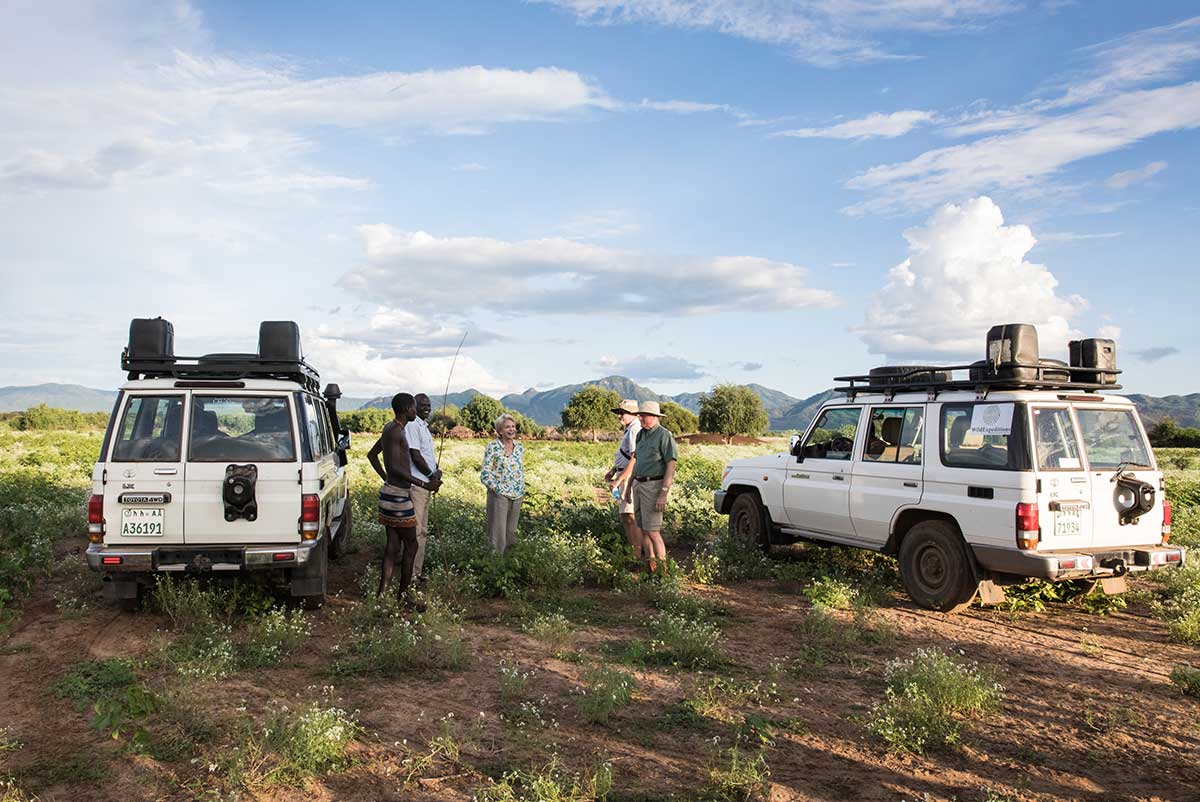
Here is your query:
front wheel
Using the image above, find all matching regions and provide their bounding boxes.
[898,520,978,613]
[728,492,770,552]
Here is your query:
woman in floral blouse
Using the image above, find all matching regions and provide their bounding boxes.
[480,413,525,554]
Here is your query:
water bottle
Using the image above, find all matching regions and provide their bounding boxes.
[611,486,622,500]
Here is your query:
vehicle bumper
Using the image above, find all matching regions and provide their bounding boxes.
[973,544,1185,581]
[713,490,728,514]
[86,538,322,573]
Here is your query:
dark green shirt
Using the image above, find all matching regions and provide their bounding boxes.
[634,424,677,478]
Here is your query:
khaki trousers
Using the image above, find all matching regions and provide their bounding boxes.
[486,489,522,555]
[408,485,431,576]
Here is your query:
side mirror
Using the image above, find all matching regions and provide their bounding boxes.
[337,432,351,452]
[791,439,804,461]
[788,434,800,451]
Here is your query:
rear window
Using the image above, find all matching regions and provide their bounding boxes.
[1032,407,1083,471]
[189,396,296,462]
[111,395,184,462]
[940,402,1030,471]
[1075,408,1152,470]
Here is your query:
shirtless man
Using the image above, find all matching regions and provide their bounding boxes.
[367,392,442,604]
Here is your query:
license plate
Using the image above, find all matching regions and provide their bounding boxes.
[121,508,164,537]
[1055,507,1081,537]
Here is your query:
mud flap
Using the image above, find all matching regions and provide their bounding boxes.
[289,539,327,598]
[103,576,141,602]
[1100,576,1128,595]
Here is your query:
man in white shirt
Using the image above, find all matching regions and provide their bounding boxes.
[405,393,441,578]
[603,399,642,566]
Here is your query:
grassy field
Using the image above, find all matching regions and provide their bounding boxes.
[1,427,1199,802]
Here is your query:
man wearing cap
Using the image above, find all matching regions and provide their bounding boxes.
[604,399,642,565]
[629,400,677,575]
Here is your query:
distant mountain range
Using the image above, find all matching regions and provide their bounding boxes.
[6,382,1198,433]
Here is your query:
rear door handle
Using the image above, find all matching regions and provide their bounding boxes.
[1071,477,1087,484]
[153,467,178,475]
[791,473,809,479]
[903,481,919,488]
[832,475,845,481]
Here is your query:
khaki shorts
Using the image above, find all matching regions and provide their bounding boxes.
[633,478,665,532]
[618,477,635,516]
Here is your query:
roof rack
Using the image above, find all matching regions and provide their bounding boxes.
[122,351,322,393]
[834,362,1121,401]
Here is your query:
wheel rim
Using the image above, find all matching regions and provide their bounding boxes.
[914,542,949,593]
[734,508,759,544]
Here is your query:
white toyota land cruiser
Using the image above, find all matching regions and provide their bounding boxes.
[85,318,352,609]
[715,324,1183,612]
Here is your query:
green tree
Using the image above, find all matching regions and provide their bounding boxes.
[560,386,621,442]
[659,401,698,435]
[698,385,769,444]
[428,403,459,437]
[339,407,392,433]
[511,411,545,439]
[460,395,506,435]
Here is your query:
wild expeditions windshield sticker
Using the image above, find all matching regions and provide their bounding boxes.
[970,403,1013,435]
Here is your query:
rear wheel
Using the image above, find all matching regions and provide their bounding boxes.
[728,492,770,552]
[291,539,328,610]
[898,520,978,613]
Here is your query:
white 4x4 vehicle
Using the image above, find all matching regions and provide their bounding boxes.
[716,324,1183,612]
[86,318,352,609]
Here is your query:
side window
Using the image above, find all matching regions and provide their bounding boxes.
[301,395,325,460]
[112,395,184,462]
[315,398,334,455]
[864,407,924,464]
[1032,407,1082,470]
[941,403,1030,471]
[801,407,861,461]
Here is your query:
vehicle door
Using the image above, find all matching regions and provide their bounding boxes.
[1074,406,1162,549]
[300,393,342,531]
[103,393,187,545]
[1029,405,1093,551]
[782,406,863,536]
[183,394,302,545]
[851,405,926,546]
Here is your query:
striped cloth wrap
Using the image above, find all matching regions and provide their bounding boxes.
[378,482,417,528]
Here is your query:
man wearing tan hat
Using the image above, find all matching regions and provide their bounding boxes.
[604,399,642,564]
[630,400,677,575]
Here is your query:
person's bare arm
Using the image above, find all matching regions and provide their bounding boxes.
[367,436,387,482]
[656,459,677,512]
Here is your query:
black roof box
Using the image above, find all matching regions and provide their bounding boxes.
[259,321,302,362]
[128,317,174,360]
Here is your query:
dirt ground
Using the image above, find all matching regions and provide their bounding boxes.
[2,535,1198,802]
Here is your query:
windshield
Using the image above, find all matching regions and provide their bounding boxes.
[189,396,296,462]
[1075,408,1152,470]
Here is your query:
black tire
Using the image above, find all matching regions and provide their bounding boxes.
[329,500,351,561]
[728,492,770,552]
[292,539,328,610]
[898,520,978,613]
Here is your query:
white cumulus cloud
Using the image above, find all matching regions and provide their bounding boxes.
[858,196,1087,360]
[339,227,839,316]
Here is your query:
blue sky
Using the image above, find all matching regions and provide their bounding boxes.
[1,1,1197,400]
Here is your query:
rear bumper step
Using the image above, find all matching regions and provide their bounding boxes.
[973,544,1185,581]
[86,538,322,573]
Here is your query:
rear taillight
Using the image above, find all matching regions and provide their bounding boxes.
[300,494,320,539]
[88,494,105,542]
[1162,498,1173,544]
[1016,502,1039,550]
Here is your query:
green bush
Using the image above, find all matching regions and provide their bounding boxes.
[475,758,613,802]
[52,658,137,709]
[339,407,392,433]
[705,747,770,802]
[263,701,360,783]
[576,664,636,724]
[15,405,108,431]
[692,531,773,583]
[333,595,469,677]
[805,576,858,610]
[866,648,1004,754]
[647,611,724,669]
[1169,664,1200,698]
